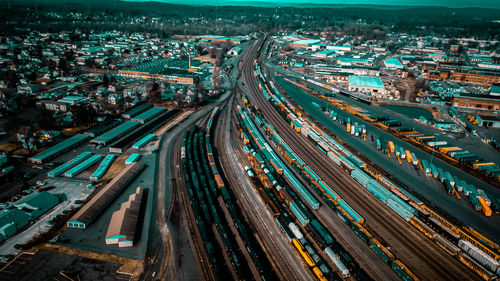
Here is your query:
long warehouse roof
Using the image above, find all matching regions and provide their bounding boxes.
[29,134,89,163]
[122,103,153,119]
[105,187,143,243]
[68,162,144,227]
[91,121,140,144]
[131,107,166,122]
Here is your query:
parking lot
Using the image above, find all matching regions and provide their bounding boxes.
[0,250,130,281]
[0,177,94,257]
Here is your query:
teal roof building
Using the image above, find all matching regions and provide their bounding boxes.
[14,191,59,220]
[0,209,30,242]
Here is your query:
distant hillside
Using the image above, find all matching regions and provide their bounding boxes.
[5,0,500,10]
[2,0,499,39]
[118,0,500,9]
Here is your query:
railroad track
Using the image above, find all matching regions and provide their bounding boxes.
[242,38,481,281]
[214,95,312,281]
[252,109,400,281]
[173,128,216,281]
[212,96,266,281]
[260,73,482,281]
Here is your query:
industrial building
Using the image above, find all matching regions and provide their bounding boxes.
[490,84,500,96]
[348,75,386,96]
[290,39,321,49]
[227,46,242,56]
[476,115,500,128]
[451,94,500,112]
[338,57,372,67]
[0,191,59,242]
[0,209,29,243]
[91,121,140,146]
[122,103,153,119]
[130,107,167,124]
[105,187,144,247]
[67,162,144,229]
[28,134,90,164]
[194,35,245,44]
[384,58,404,70]
[117,70,197,85]
[14,191,59,220]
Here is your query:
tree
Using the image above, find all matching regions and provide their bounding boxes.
[58,58,69,73]
[35,107,55,130]
[71,105,96,126]
[102,74,109,87]
[149,82,161,103]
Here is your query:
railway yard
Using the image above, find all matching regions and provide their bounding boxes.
[1,35,500,281]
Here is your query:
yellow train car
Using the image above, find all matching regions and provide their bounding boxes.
[292,238,316,267]
[312,266,327,281]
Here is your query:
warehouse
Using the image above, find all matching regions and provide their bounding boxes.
[109,109,180,153]
[67,162,144,229]
[122,103,153,119]
[14,191,59,220]
[84,119,122,137]
[348,75,386,96]
[64,154,103,178]
[91,121,140,146]
[476,115,500,128]
[132,134,156,149]
[384,58,404,70]
[28,134,90,164]
[105,187,144,247]
[290,39,321,49]
[131,107,166,124]
[0,209,29,242]
[451,94,500,112]
[0,191,59,242]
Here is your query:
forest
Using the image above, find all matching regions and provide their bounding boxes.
[1,0,499,39]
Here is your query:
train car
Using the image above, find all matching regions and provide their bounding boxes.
[292,238,316,267]
[337,199,364,224]
[312,266,328,281]
[325,247,349,277]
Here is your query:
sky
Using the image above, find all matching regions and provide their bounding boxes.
[122,0,500,8]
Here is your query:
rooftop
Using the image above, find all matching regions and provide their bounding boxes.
[105,187,144,245]
[293,39,321,46]
[122,103,153,119]
[29,134,90,163]
[384,58,404,68]
[91,121,140,145]
[131,107,166,122]
[349,75,384,88]
[68,162,144,227]
[14,191,58,211]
